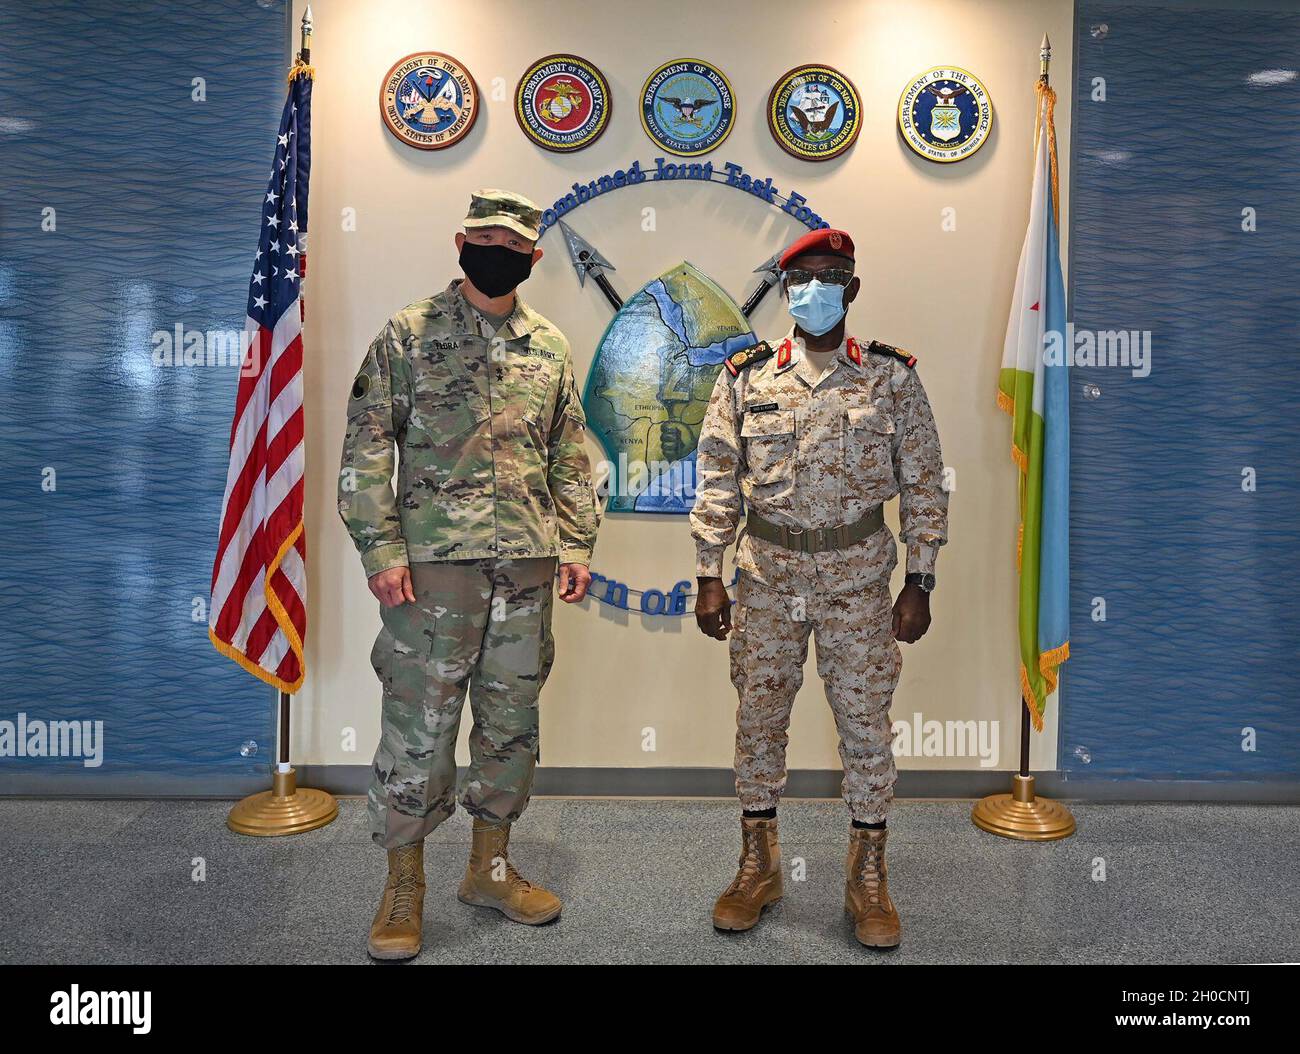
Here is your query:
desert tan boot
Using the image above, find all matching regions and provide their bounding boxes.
[845,826,901,948]
[367,842,426,960]
[712,815,783,931]
[456,819,561,925]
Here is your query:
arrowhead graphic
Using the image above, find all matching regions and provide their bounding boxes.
[752,250,783,278]
[558,220,616,288]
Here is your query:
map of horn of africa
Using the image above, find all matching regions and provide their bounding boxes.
[581,262,756,513]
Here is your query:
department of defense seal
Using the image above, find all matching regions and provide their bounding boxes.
[767,64,862,162]
[379,52,478,151]
[897,66,993,163]
[640,58,735,157]
[515,54,611,153]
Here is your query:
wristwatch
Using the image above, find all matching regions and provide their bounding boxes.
[904,572,936,593]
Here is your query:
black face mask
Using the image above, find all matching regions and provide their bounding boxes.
[458,240,534,298]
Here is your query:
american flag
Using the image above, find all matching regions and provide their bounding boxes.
[209,66,312,693]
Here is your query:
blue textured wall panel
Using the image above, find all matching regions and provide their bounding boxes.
[1064,2,1300,778]
[0,1,289,788]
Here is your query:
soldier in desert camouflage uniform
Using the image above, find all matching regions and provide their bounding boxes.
[690,228,948,949]
[339,189,600,960]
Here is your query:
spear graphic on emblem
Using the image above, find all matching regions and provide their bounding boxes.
[741,250,784,317]
[558,220,623,311]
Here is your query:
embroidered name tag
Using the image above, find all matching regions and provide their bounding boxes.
[746,402,780,414]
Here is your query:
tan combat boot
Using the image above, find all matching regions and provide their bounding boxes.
[457,819,561,925]
[367,842,426,960]
[712,815,783,931]
[845,826,901,948]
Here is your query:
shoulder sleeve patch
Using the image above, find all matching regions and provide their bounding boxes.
[724,340,775,377]
[868,340,918,369]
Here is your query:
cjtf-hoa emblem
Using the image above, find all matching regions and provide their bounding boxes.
[640,58,735,157]
[515,54,612,153]
[380,51,479,151]
[897,66,993,163]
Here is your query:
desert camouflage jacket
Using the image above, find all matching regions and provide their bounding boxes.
[690,330,947,586]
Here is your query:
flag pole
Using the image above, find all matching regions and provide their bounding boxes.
[228,4,336,837]
[971,33,1075,841]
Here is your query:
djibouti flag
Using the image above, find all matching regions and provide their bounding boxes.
[997,79,1070,731]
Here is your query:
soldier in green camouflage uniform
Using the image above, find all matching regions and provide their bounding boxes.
[691,228,947,949]
[339,190,599,959]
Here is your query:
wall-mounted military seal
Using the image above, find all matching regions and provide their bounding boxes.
[767,63,862,162]
[515,54,612,153]
[379,51,479,151]
[897,66,993,163]
[640,58,735,156]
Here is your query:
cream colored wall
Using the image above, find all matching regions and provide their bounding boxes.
[290,0,1073,775]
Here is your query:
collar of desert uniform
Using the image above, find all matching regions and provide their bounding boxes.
[447,278,533,339]
[775,330,865,376]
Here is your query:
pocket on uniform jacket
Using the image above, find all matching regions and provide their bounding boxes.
[846,401,895,473]
[520,357,556,426]
[741,409,796,485]
[411,341,490,446]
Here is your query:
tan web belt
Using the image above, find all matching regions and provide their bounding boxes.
[745,505,885,554]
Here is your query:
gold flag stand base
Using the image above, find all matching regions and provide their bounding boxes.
[227,767,338,837]
[972,774,1075,841]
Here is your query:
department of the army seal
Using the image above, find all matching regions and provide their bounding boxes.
[767,64,862,162]
[897,66,993,163]
[515,54,611,153]
[640,58,735,156]
[379,52,478,151]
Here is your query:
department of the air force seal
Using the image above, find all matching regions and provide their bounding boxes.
[767,64,862,162]
[379,52,479,151]
[897,66,993,163]
[515,54,611,153]
[640,58,735,156]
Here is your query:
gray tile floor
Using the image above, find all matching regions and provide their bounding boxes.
[1,798,1296,964]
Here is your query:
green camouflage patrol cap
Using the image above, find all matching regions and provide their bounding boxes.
[463,188,543,242]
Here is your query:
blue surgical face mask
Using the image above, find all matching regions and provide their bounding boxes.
[786,278,846,337]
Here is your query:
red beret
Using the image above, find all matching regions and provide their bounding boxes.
[779,228,855,270]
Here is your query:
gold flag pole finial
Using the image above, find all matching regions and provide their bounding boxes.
[288,5,314,80]
[300,4,313,63]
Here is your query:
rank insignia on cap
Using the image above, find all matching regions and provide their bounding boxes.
[724,340,774,376]
[868,340,918,368]
[779,228,855,270]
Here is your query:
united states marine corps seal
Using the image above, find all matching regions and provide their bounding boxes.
[897,66,993,163]
[515,54,611,153]
[379,52,478,151]
[641,58,735,156]
[767,64,862,162]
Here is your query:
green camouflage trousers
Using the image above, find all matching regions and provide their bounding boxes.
[730,569,901,825]
[367,557,556,848]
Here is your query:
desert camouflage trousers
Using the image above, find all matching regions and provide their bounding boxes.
[729,569,901,824]
[367,557,556,848]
